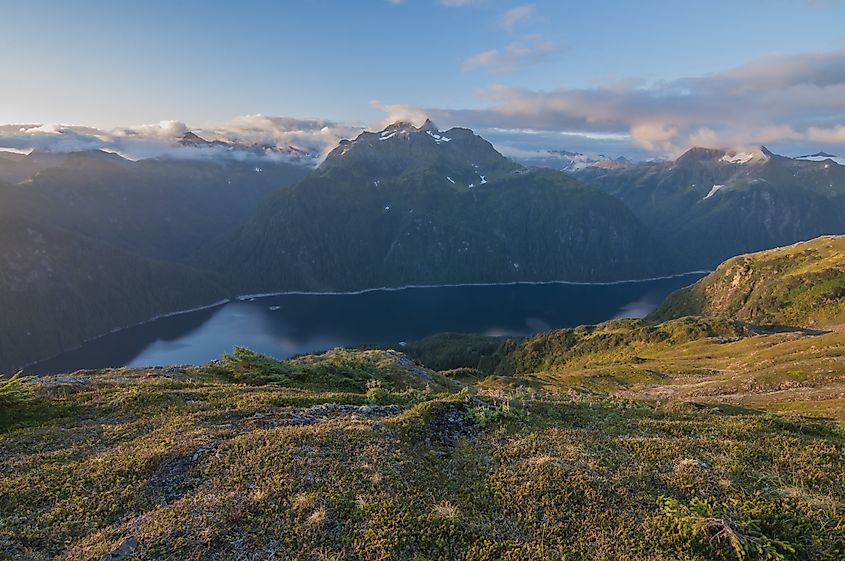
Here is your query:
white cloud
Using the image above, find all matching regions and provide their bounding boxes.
[462,35,558,73]
[500,4,535,31]
[369,101,430,129]
[807,124,845,143]
[447,47,845,156]
[0,115,362,165]
[113,120,189,140]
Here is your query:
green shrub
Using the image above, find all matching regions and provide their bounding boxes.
[0,372,35,407]
[221,346,292,385]
[655,496,799,560]
[366,386,389,403]
[464,400,527,428]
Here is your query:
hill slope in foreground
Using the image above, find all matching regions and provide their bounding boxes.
[649,235,845,327]
[2,238,845,560]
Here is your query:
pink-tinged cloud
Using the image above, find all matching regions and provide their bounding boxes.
[428,47,845,156]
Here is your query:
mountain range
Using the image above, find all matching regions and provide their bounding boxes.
[210,120,674,292]
[176,131,320,165]
[0,151,307,370]
[514,149,635,172]
[575,146,845,268]
[2,122,845,371]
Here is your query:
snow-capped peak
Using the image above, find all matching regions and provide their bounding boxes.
[719,148,769,165]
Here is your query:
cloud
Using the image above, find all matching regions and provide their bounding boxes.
[0,115,362,165]
[197,115,359,154]
[462,35,558,72]
[369,101,431,129]
[113,120,189,140]
[807,124,845,143]
[446,47,845,156]
[439,0,482,5]
[500,4,535,31]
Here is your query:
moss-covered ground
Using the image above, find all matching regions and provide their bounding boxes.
[1,343,843,560]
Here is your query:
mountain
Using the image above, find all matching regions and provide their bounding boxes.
[648,235,845,327]
[513,149,603,171]
[0,152,310,370]
[176,131,321,165]
[0,204,229,371]
[514,149,634,172]
[796,151,845,166]
[576,146,845,268]
[1,150,309,262]
[0,149,69,183]
[212,120,676,292]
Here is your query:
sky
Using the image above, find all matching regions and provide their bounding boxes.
[2,0,845,159]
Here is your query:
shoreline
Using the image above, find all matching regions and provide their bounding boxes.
[20,299,232,372]
[22,271,708,372]
[235,270,711,300]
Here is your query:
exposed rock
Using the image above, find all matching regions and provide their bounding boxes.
[384,350,437,384]
[675,458,712,471]
[98,536,138,561]
[244,403,402,427]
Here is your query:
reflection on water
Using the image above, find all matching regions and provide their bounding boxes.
[30,273,706,374]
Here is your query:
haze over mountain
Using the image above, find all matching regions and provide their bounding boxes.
[0,150,308,370]
[5,119,845,372]
[576,146,845,268]
[211,120,675,292]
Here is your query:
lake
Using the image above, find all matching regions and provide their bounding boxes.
[29,273,707,374]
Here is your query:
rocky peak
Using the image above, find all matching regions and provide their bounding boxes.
[419,118,439,132]
[178,131,216,147]
[320,121,521,181]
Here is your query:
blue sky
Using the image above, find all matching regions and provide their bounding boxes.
[2,0,845,158]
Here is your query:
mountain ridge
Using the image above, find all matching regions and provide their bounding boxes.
[210,121,677,292]
[576,144,845,268]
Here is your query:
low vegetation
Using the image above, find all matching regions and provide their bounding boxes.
[2,339,843,560]
[0,372,34,408]
[650,236,845,328]
[3,238,844,559]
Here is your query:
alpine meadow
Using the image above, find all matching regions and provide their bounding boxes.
[1,2,844,560]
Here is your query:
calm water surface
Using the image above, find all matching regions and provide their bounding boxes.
[30,273,706,374]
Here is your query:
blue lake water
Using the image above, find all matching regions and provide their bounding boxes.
[29,273,706,374]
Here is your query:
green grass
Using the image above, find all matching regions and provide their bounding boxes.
[650,236,845,328]
[1,345,843,560]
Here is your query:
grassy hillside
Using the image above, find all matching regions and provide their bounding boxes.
[2,345,843,560]
[650,236,845,327]
[404,317,845,421]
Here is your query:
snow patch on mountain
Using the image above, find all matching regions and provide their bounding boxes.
[720,149,769,165]
[704,184,726,200]
[720,152,754,165]
[426,131,451,143]
[796,152,845,166]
